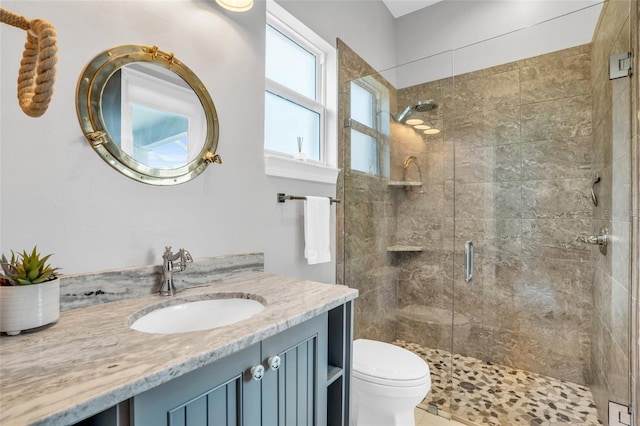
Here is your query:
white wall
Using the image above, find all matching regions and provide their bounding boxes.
[0,0,336,283]
[394,0,603,86]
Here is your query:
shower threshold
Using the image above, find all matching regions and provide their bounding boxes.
[394,340,602,426]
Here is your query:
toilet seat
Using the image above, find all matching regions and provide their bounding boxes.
[352,339,430,388]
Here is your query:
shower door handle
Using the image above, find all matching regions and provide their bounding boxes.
[464,241,474,283]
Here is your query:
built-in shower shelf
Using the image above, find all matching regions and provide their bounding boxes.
[387,245,424,252]
[388,181,422,187]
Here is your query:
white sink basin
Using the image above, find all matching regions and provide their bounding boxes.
[130,298,265,334]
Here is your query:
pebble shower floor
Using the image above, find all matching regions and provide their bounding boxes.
[393,340,602,426]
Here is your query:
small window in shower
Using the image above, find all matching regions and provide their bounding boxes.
[349,78,389,177]
[263,1,337,183]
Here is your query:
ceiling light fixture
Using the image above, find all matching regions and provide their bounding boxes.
[424,128,441,135]
[215,0,254,12]
[405,118,424,126]
[414,124,431,130]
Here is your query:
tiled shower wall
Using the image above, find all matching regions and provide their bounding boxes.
[393,45,595,385]
[337,39,398,342]
[590,0,635,421]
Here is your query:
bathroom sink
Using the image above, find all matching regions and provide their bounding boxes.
[130,298,265,334]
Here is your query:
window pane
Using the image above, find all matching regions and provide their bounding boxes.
[350,129,378,174]
[266,25,316,100]
[350,82,373,127]
[265,92,320,161]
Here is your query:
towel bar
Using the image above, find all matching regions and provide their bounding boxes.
[277,193,340,204]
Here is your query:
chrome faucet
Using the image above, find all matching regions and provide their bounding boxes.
[159,246,193,296]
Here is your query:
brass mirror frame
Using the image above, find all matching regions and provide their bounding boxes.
[76,45,220,185]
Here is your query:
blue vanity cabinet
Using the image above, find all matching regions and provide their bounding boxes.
[132,342,262,426]
[132,313,328,426]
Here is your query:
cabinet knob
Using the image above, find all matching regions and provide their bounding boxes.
[268,355,281,371]
[250,365,265,381]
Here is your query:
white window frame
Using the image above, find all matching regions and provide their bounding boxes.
[349,76,390,177]
[264,0,338,184]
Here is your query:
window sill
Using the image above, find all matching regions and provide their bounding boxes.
[264,154,339,184]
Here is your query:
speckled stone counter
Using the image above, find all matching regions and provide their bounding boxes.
[0,272,357,425]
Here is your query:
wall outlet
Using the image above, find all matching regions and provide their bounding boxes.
[608,401,631,426]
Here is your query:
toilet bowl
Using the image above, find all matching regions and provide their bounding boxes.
[351,339,431,426]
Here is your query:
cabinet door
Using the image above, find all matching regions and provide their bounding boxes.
[133,343,261,426]
[260,314,328,426]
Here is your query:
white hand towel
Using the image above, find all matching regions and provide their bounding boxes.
[304,196,331,265]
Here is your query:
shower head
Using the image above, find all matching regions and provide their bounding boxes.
[394,100,439,123]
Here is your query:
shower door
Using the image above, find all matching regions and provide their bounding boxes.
[447,3,635,425]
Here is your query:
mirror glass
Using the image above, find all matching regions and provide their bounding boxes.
[76,45,220,185]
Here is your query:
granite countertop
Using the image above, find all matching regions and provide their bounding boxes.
[0,272,358,425]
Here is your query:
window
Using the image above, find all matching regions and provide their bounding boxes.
[349,77,390,177]
[264,1,338,183]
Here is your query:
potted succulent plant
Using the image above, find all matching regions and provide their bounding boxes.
[0,246,61,335]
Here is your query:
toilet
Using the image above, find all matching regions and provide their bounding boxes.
[351,339,431,426]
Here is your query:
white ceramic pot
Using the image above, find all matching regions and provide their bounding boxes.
[0,278,60,336]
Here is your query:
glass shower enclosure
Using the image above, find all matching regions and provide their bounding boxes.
[338,1,635,424]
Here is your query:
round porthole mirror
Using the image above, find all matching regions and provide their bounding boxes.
[76,45,221,185]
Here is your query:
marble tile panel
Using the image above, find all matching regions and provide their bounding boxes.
[397,185,445,220]
[521,95,592,142]
[451,281,483,323]
[512,283,584,334]
[482,235,521,260]
[593,264,613,329]
[483,181,522,219]
[481,107,522,147]
[522,178,592,219]
[592,108,613,174]
[483,218,522,240]
[521,257,592,298]
[610,219,631,289]
[591,52,612,128]
[521,137,592,180]
[610,276,630,352]
[397,314,453,352]
[453,182,484,219]
[481,256,522,294]
[447,112,486,149]
[418,150,445,184]
[395,218,443,250]
[606,342,631,404]
[454,146,485,184]
[510,329,588,384]
[612,155,632,220]
[611,80,632,164]
[482,69,520,111]
[483,143,521,182]
[452,77,484,117]
[520,53,590,104]
[482,289,521,332]
[521,218,592,261]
